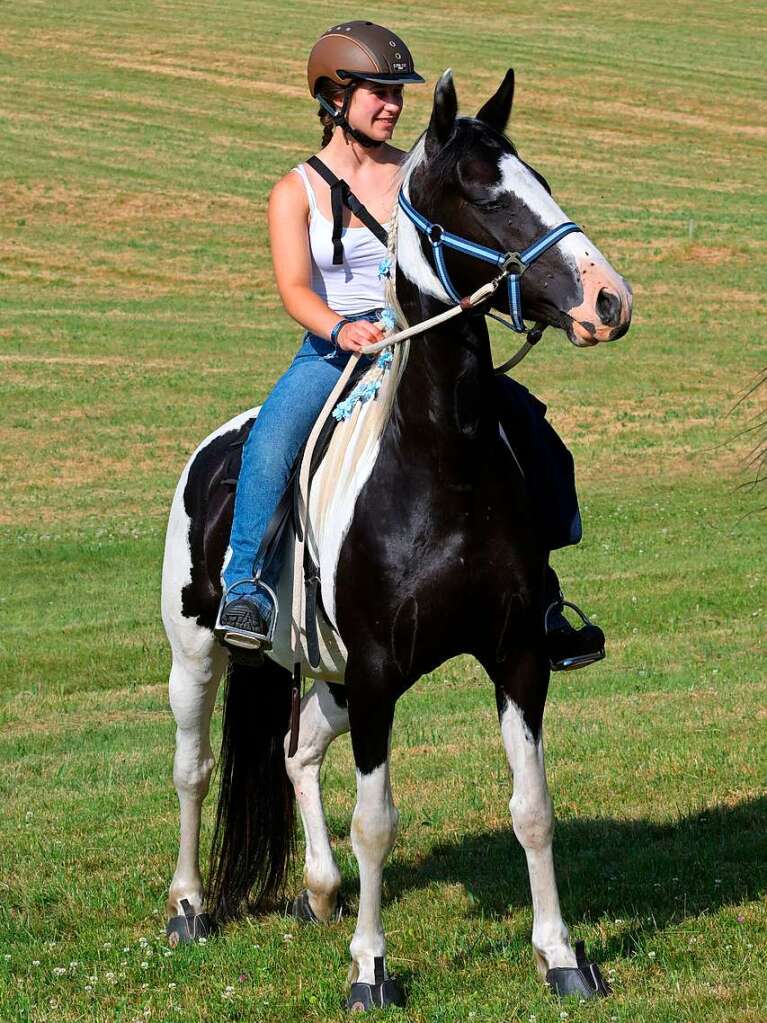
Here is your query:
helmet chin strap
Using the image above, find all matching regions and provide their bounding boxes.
[317,92,383,149]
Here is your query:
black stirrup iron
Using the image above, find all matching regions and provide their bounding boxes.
[545,599,606,672]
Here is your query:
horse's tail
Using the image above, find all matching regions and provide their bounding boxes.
[206,656,295,924]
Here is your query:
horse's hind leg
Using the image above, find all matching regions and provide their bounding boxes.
[285,680,350,923]
[166,641,227,933]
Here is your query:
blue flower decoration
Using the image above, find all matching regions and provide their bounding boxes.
[377,257,392,280]
[380,306,397,332]
[332,347,395,422]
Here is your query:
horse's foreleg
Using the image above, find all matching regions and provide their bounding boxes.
[345,686,404,1010]
[284,681,349,923]
[166,645,226,926]
[499,691,576,973]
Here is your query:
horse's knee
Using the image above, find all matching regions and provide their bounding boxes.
[510,789,553,852]
[351,796,399,863]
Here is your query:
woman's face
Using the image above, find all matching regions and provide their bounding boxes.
[345,83,404,142]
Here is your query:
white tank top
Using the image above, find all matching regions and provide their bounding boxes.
[292,164,388,316]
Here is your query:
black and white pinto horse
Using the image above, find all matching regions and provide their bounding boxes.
[161,70,632,1008]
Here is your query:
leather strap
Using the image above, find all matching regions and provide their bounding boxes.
[306,156,389,264]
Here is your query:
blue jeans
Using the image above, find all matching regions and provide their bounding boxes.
[222,312,378,613]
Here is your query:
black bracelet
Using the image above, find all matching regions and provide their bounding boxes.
[330,318,349,350]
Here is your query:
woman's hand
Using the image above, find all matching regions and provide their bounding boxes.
[336,320,384,353]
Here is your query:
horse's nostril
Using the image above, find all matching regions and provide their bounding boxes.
[596,288,622,327]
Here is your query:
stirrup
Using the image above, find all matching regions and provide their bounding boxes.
[214,578,279,652]
[545,598,605,672]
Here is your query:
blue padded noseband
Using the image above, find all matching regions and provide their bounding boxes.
[398,189,581,334]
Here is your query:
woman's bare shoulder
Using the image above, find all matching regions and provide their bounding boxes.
[269,168,309,212]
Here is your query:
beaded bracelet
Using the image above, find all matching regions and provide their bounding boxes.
[330,318,350,350]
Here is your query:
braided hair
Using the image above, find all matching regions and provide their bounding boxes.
[316,78,350,147]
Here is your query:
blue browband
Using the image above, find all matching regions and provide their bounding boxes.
[398,189,581,334]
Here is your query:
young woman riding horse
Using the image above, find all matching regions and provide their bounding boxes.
[215,20,602,670]
[162,20,632,1011]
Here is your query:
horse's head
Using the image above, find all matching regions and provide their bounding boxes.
[400,70,632,347]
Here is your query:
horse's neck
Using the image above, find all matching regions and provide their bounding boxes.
[393,288,497,452]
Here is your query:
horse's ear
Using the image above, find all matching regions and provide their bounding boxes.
[426,69,458,155]
[477,68,515,132]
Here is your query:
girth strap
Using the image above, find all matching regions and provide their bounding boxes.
[306,156,389,264]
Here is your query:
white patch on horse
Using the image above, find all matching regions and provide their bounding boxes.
[349,757,399,985]
[394,138,453,305]
[495,153,612,273]
[284,681,350,921]
[499,699,576,971]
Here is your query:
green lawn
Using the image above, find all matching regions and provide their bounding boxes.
[1,2,765,1021]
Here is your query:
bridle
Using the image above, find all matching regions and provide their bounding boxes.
[361,188,582,372]
[400,186,579,330]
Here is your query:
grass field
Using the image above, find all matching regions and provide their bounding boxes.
[1,1,765,1021]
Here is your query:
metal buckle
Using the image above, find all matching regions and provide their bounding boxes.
[428,223,445,244]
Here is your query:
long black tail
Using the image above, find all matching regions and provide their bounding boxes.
[207,656,295,924]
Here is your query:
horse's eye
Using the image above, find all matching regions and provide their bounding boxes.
[474,198,506,213]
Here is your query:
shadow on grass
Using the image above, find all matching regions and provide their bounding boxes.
[381,796,767,959]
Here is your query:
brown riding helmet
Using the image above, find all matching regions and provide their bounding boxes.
[307,20,424,96]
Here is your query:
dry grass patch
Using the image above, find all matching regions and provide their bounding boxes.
[1,183,260,227]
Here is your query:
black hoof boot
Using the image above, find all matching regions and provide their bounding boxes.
[166,898,215,947]
[546,600,605,672]
[346,958,405,1012]
[546,941,611,999]
[291,889,344,924]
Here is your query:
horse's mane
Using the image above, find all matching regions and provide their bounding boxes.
[309,137,427,591]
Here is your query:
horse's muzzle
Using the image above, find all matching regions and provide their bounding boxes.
[566,270,633,347]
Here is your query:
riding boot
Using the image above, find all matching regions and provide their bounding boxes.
[215,587,275,654]
[544,567,605,671]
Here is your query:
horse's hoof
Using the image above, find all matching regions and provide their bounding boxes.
[166,898,215,947]
[346,978,405,1012]
[546,941,610,999]
[291,889,344,924]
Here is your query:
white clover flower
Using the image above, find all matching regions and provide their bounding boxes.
[32,960,41,966]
